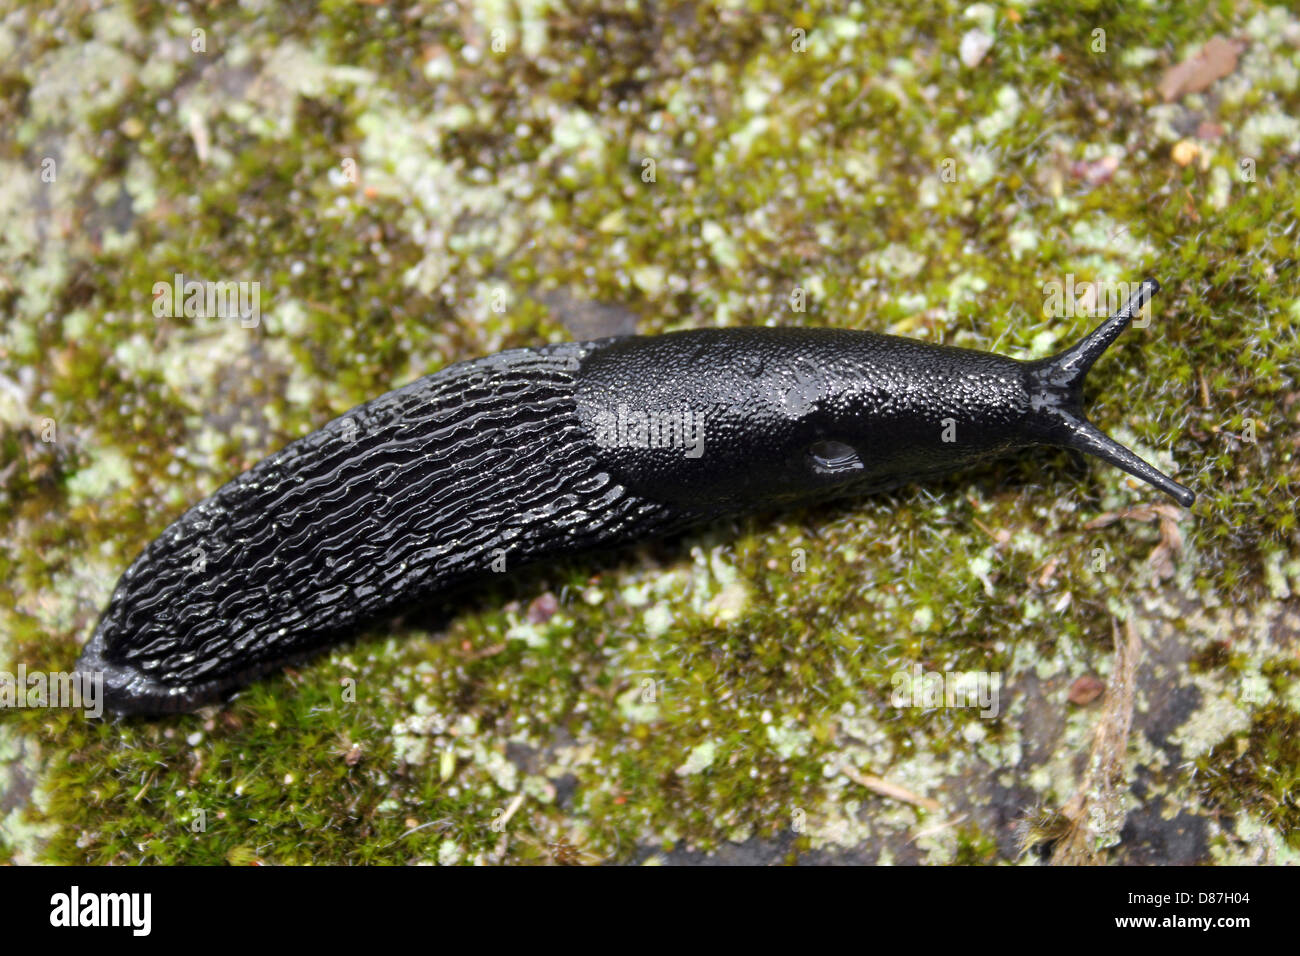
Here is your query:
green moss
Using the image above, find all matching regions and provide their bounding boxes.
[1199,706,1300,849]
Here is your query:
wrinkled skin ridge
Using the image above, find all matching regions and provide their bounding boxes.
[81,340,689,713]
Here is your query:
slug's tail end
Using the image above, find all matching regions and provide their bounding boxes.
[1028,278,1195,508]
[75,625,194,716]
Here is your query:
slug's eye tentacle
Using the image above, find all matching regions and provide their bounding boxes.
[1029,277,1196,507]
[1050,277,1160,385]
[1051,410,1196,508]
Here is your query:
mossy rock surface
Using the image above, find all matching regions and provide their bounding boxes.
[1,0,1298,864]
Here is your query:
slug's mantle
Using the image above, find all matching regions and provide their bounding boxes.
[78,278,1192,714]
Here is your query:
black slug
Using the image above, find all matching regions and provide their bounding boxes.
[78,278,1193,714]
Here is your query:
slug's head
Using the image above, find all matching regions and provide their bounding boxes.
[1022,278,1195,507]
[575,279,1194,512]
[577,325,1049,509]
[802,277,1196,508]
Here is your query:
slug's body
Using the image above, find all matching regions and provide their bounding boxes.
[80,280,1193,714]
